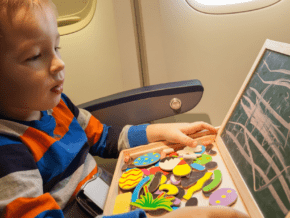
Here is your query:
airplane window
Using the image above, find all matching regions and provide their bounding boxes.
[186,0,280,14]
[51,0,97,36]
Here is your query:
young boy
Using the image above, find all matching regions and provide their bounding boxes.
[0,1,249,217]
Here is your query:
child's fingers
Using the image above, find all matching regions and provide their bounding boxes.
[183,122,217,135]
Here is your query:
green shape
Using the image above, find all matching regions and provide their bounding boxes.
[202,170,222,192]
[145,174,154,186]
[194,154,212,165]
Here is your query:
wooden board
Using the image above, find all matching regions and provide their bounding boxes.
[217,39,290,218]
[103,130,249,216]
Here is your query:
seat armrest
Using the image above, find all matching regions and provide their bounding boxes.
[77,79,203,127]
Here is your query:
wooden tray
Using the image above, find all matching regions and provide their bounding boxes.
[104,39,290,218]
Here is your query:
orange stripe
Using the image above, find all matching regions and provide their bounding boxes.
[52,99,74,140]
[84,116,103,147]
[71,165,98,198]
[20,127,56,162]
[5,193,61,218]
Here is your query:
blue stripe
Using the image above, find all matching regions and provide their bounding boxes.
[89,124,110,157]
[0,143,38,179]
[103,209,146,218]
[60,93,79,118]
[37,117,88,183]
[35,209,64,218]
[0,134,22,146]
[128,124,149,148]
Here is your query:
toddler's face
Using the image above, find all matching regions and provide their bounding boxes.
[0,4,65,119]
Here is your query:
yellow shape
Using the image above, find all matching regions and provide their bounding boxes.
[144,154,148,156]
[160,175,167,185]
[113,192,132,215]
[151,159,154,161]
[138,158,141,160]
[145,158,148,160]
[159,184,179,195]
[215,200,220,204]
[173,163,191,177]
[227,190,232,193]
[143,162,147,164]
[180,158,183,160]
[183,172,213,200]
[155,155,159,157]
[153,153,156,154]
[222,195,226,198]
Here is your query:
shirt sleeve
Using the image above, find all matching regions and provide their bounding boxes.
[0,141,65,218]
[96,209,147,218]
[61,93,151,159]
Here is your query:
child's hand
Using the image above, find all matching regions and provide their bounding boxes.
[146,122,217,147]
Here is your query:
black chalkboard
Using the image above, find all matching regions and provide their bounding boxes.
[221,46,290,218]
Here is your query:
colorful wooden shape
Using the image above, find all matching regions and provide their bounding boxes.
[149,172,163,193]
[205,161,218,170]
[183,172,213,200]
[181,171,207,188]
[132,176,151,202]
[133,152,161,167]
[172,206,179,211]
[193,145,203,153]
[191,163,206,171]
[202,179,213,197]
[121,163,128,171]
[207,149,217,156]
[149,166,170,175]
[141,169,151,176]
[183,154,197,159]
[170,174,181,185]
[194,145,206,155]
[119,168,144,190]
[160,174,167,185]
[130,185,174,212]
[185,197,198,207]
[209,188,238,206]
[175,187,185,200]
[159,184,179,195]
[159,157,180,171]
[194,154,212,165]
[172,159,191,177]
[172,198,181,206]
[169,152,179,157]
[205,144,214,152]
[203,170,222,193]
[113,192,132,215]
[154,161,160,167]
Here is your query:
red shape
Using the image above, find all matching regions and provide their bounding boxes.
[149,167,169,175]
[169,152,178,157]
[178,159,187,165]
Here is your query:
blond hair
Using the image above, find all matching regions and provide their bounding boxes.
[0,0,58,39]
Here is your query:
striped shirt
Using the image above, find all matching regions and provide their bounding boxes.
[0,93,149,218]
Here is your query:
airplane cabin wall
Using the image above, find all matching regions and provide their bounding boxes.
[59,0,141,105]
[137,0,290,126]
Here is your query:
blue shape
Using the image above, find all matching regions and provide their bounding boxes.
[155,161,159,167]
[195,145,206,154]
[190,163,206,171]
[172,206,179,210]
[131,176,151,202]
[133,152,161,166]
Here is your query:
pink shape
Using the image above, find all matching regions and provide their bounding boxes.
[173,198,181,206]
[141,169,150,176]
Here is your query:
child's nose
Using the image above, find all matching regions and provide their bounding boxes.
[50,55,65,74]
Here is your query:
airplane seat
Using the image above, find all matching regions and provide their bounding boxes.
[77,79,204,174]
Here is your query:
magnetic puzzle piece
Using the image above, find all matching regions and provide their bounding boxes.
[175,187,185,200]
[172,159,191,177]
[132,176,151,202]
[119,168,144,190]
[130,185,175,212]
[202,170,222,193]
[113,192,132,215]
[185,197,198,207]
[207,149,217,156]
[194,145,206,155]
[149,172,163,193]
[183,172,213,200]
[202,179,213,197]
[191,163,206,171]
[170,174,181,185]
[133,152,161,167]
[149,166,170,175]
[159,157,181,171]
[181,170,208,188]
[193,154,212,165]
[209,188,238,206]
[205,161,218,170]
[159,184,179,195]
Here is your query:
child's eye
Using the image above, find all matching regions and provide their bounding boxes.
[27,54,41,61]
[55,47,61,51]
